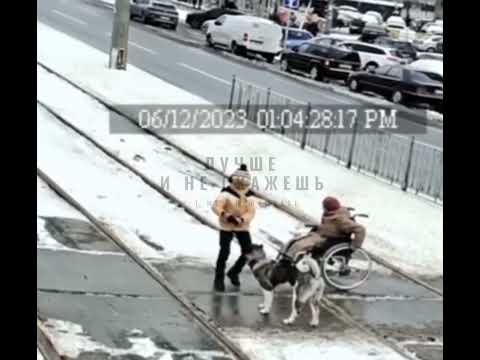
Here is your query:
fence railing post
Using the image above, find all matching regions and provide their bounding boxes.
[228,75,236,110]
[263,88,271,132]
[346,117,359,169]
[300,102,311,150]
[323,130,330,155]
[402,136,416,191]
[245,84,252,119]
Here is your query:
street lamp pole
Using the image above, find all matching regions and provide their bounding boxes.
[109,0,131,70]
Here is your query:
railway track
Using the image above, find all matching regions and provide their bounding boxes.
[37,62,440,359]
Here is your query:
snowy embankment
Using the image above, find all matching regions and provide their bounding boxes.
[37,21,442,277]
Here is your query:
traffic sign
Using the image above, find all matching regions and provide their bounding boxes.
[284,0,300,10]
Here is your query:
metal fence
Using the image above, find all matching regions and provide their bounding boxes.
[228,76,443,203]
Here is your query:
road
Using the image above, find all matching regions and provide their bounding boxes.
[37,0,443,148]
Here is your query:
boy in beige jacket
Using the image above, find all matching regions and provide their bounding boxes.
[212,164,256,291]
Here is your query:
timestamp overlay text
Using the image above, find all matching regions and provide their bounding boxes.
[110,105,428,134]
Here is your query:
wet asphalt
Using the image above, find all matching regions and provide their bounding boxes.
[37,217,443,359]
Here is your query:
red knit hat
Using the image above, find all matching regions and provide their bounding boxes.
[323,196,341,212]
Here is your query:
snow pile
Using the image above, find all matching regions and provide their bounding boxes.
[225,327,406,360]
[41,319,227,359]
[37,22,442,276]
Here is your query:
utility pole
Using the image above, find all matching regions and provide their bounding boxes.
[320,0,332,34]
[109,0,130,70]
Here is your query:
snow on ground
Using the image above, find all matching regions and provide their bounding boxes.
[40,319,225,359]
[37,21,442,276]
[225,327,406,360]
[38,175,162,258]
[37,103,241,262]
[37,348,44,360]
[38,101,285,266]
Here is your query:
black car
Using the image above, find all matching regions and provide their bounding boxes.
[349,17,366,34]
[280,43,361,82]
[435,40,443,54]
[359,23,388,43]
[130,0,179,30]
[374,36,418,60]
[347,65,443,112]
[186,7,244,29]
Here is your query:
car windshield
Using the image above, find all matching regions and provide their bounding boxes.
[287,30,312,40]
[410,70,442,83]
[155,4,175,10]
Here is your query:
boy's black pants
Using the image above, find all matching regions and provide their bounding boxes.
[215,230,252,280]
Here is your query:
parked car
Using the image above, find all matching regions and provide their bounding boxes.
[364,11,384,24]
[130,0,179,30]
[337,41,406,71]
[308,33,360,47]
[347,65,443,112]
[282,28,313,50]
[374,36,418,61]
[385,16,416,41]
[336,5,362,26]
[206,15,283,63]
[359,23,388,43]
[419,21,443,35]
[349,13,382,34]
[435,39,443,53]
[186,7,244,29]
[280,42,361,82]
[412,34,443,52]
[409,59,443,82]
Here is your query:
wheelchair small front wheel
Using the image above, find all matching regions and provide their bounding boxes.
[321,243,372,291]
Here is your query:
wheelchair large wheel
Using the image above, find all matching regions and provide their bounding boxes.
[320,243,372,291]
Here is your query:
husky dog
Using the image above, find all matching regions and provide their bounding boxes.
[283,252,325,327]
[245,244,325,326]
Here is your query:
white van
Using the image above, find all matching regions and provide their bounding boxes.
[206,15,283,63]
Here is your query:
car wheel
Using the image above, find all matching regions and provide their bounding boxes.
[349,78,361,92]
[141,12,149,24]
[365,62,378,72]
[309,66,319,81]
[391,90,403,104]
[231,41,244,56]
[280,58,290,72]
[206,34,214,47]
[426,47,435,52]
[192,20,201,29]
[171,24,177,31]
[265,54,275,64]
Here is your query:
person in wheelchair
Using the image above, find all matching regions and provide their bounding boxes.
[282,196,366,276]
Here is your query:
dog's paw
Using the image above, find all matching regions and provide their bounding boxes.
[283,318,294,325]
[259,307,270,315]
[309,321,319,327]
[258,303,265,309]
